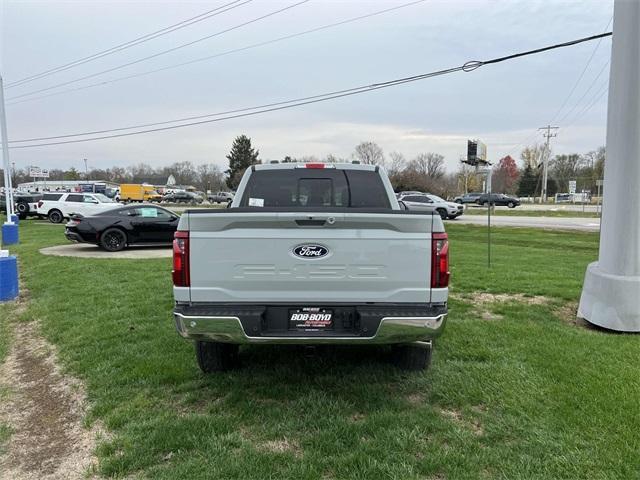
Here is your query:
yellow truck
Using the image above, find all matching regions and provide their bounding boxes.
[118,184,162,203]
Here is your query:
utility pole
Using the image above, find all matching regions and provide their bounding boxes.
[83,158,88,177]
[538,125,558,203]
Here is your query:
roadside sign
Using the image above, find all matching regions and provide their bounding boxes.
[569,180,577,194]
[29,167,49,178]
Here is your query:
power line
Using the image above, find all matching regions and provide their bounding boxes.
[555,60,609,124]
[6,0,428,107]
[5,0,251,89]
[9,31,613,150]
[563,83,609,129]
[547,16,612,124]
[6,0,311,101]
[503,16,612,158]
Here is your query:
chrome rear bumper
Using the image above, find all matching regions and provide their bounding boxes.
[174,312,447,345]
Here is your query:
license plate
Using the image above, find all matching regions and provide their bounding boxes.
[289,308,333,331]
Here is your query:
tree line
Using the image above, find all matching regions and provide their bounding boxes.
[5,134,605,198]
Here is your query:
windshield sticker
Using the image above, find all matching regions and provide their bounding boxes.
[248,198,264,207]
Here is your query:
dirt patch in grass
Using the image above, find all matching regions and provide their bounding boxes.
[454,292,551,321]
[554,301,583,325]
[260,438,302,457]
[471,292,550,306]
[0,321,105,480]
[438,408,483,437]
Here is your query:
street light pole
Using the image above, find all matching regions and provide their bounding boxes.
[578,0,640,331]
[0,75,16,222]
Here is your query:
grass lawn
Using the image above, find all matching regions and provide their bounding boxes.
[463,208,599,218]
[1,220,639,479]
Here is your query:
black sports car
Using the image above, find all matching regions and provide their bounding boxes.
[65,204,179,251]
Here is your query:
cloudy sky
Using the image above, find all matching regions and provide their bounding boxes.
[1,0,613,173]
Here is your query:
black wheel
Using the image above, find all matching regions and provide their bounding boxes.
[18,212,28,220]
[195,341,239,373]
[507,202,515,208]
[437,209,447,220]
[391,343,432,371]
[100,228,127,252]
[16,202,29,214]
[48,209,63,224]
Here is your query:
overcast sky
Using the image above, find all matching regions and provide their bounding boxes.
[0,0,613,173]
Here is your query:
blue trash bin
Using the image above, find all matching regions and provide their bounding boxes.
[10,214,19,225]
[0,255,19,302]
[1,223,19,246]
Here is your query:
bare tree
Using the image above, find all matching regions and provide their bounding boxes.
[197,164,224,192]
[520,144,546,169]
[387,152,406,176]
[550,154,583,192]
[353,141,385,166]
[410,153,445,180]
[456,161,481,193]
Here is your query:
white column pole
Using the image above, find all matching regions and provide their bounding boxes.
[0,75,15,221]
[578,0,640,331]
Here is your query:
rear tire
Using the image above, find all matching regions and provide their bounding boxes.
[392,343,432,371]
[48,209,63,224]
[195,341,239,373]
[507,202,516,208]
[16,202,29,215]
[437,209,447,220]
[100,228,127,252]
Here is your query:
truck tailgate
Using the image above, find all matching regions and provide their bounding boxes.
[184,211,436,304]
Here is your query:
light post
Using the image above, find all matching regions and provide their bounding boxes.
[578,0,640,331]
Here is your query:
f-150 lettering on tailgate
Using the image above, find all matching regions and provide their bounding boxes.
[233,264,387,279]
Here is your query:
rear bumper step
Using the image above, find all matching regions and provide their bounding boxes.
[174,304,447,345]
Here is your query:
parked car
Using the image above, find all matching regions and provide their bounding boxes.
[162,191,203,204]
[0,192,43,219]
[207,191,234,204]
[476,193,521,208]
[453,192,483,204]
[398,193,464,220]
[172,163,449,372]
[37,192,120,223]
[65,204,179,251]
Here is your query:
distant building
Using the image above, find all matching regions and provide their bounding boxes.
[17,180,119,192]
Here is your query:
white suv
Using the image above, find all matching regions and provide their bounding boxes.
[37,192,120,223]
[398,193,464,220]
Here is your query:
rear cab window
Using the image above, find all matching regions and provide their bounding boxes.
[240,168,391,208]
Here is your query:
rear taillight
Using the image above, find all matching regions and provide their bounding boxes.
[431,232,449,288]
[172,231,190,287]
[37,201,43,208]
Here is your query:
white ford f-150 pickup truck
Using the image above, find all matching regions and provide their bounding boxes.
[172,162,449,372]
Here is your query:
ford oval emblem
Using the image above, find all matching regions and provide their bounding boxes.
[293,244,329,259]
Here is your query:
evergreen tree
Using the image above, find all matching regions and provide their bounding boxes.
[225,135,259,188]
[517,165,537,196]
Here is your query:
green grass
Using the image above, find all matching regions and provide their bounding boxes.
[463,208,599,218]
[2,219,639,479]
